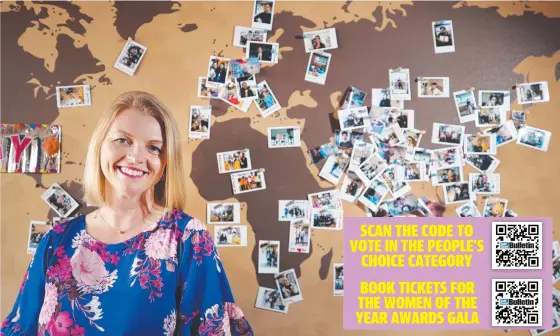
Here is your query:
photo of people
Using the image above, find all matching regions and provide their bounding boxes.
[217,149,251,174]
[236,75,258,100]
[197,77,219,99]
[453,90,477,123]
[312,209,341,230]
[304,51,331,85]
[319,151,350,185]
[359,178,390,212]
[455,201,482,217]
[512,110,526,121]
[218,76,252,112]
[303,28,338,53]
[469,173,500,194]
[432,123,465,145]
[231,169,267,194]
[417,197,446,217]
[268,126,301,148]
[418,77,449,98]
[214,225,247,247]
[188,105,211,139]
[233,26,267,47]
[483,197,508,217]
[207,202,241,224]
[333,263,344,296]
[465,154,500,174]
[206,56,230,86]
[288,219,311,253]
[27,221,52,255]
[335,130,361,148]
[247,41,278,63]
[433,166,462,185]
[338,106,368,131]
[256,80,281,117]
[387,194,420,217]
[342,86,367,109]
[56,85,91,108]
[255,287,288,313]
[517,81,550,104]
[275,269,303,304]
[371,88,404,109]
[252,0,274,30]
[464,134,496,155]
[389,68,411,100]
[517,126,551,152]
[258,240,279,274]
[278,200,309,221]
[307,143,337,164]
[402,162,425,181]
[485,121,518,146]
[113,38,147,76]
[339,170,366,203]
[432,20,455,53]
[476,107,505,127]
[356,153,387,185]
[443,182,471,204]
[479,91,510,110]
[40,183,79,218]
[308,190,341,210]
[371,107,414,130]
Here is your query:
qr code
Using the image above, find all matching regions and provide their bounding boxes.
[492,279,542,327]
[492,222,542,269]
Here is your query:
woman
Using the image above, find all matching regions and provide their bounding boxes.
[2,91,253,335]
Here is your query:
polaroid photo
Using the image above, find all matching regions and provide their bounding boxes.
[386,194,420,217]
[348,140,376,169]
[475,107,507,128]
[417,77,450,98]
[275,269,303,304]
[335,130,364,149]
[305,51,332,85]
[342,86,367,109]
[214,225,248,247]
[463,134,497,155]
[27,220,52,254]
[189,105,211,139]
[268,126,301,148]
[371,88,404,109]
[338,107,369,132]
[465,154,500,174]
[255,80,281,117]
[403,129,424,151]
[469,173,500,195]
[405,148,432,164]
[553,241,560,261]
[308,190,342,211]
[236,75,258,101]
[278,200,309,221]
[252,0,275,31]
[339,169,366,203]
[554,288,560,313]
[483,120,518,147]
[432,123,465,146]
[311,208,343,230]
[504,209,518,217]
[218,75,252,112]
[529,312,560,336]
[308,143,338,164]
[555,258,560,284]
[399,162,428,182]
[56,85,91,108]
[197,77,220,99]
[255,287,289,314]
[233,26,268,48]
[216,148,252,174]
[376,143,409,166]
[246,41,278,64]
[230,168,267,194]
[389,68,411,101]
[369,108,414,131]
[333,263,344,296]
[258,240,280,274]
[417,196,447,217]
[288,219,311,253]
[431,147,463,170]
[482,197,508,217]
[479,90,511,110]
[40,183,79,218]
[206,56,230,87]
[432,165,463,186]
[442,182,472,205]
[432,20,455,53]
[303,28,338,53]
[319,151,351,185]
[381,165,411,199]
[517,81,550,105]
[365,201,390,217]
[358,177,390,212]
[511,110,527,122]
[231,58,261,80]
[207,202,241,224]
[453,89,477,123]
[113,38,147,76]
[516,125,552,152]
[356,153,387,185]
[376,124,406,147]
[455,200,482,217]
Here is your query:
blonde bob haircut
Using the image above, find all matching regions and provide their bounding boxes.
[83,91,186,211]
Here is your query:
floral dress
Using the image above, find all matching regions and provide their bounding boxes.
[1,209,253,336]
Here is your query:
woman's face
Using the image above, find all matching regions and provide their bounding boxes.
[100,108,164,198]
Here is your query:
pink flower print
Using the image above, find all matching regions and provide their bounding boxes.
[186,218,206,231]
[224,302,245,320]
[46,311,73,336]
[38,283,58,325]
[70,324,85,336]
[144,229,177,260]
[70,247,109,287]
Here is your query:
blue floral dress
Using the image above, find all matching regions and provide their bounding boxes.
[1,209,253,336]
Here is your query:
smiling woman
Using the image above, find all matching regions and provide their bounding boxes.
[1,91,254,336]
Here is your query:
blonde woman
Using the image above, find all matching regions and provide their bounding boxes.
[2,92,253,335]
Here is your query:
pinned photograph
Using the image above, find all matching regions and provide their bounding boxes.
[197,77,220,99]
[479,90,511,110]
[365,202,390,217]
[432,20,455,53]
[236,75,258,101]
[348,140,376,169]
[465,154,500,174]
[216,148,252,174]
[553,241,560,261]
[308,190,342,210]
[1,124,62,174]
[288,218,311,253]
[308,143,338,164]
[475,107,507,128]
[483,197,508,217]
[319,150,351,185]
[517,81,550,105]
[417,77,450,98]
[56,85,91,108]
[339,169,366,203]
[483,120,518,147]
[516,125,552,152]
[432,166,463,185]
[376,124,406,147]
[233,26,268,48]
[247,41,278,64]
[417,197,446,217]
[207,202,241,224]
[389,68,411,100]
[511,110,526,122]
[258,240,280,274]
[371,88,404,109]
[218,75,252,112]
[377,143,408,165]
[442,182,472,205]
[252,0,275,31]
[464,134,497,155]
[381,165,411,199]
[231,58,261,80]
[206,56,230,87]
[27,220,52,255]
[230,168,267,194]
[311,208,343,230]
[333,263,344,296]
[255,80,281,117]
[432,123,465,146]
[403,129,423,151]
[469,173,500,195]
[431,147,463,170]
[399,162,428,182]
[41,183,79,218]
[275,269,303,304]
[453,89,477,123]
[455,200,482,217]
[356,153,387,185]
[214,225,248,247]
[113,38,147,76]
[341,86,367,109]
[279,200,309,221]
[386,194,420,217]
[255,287,288,314]
[303,28,338,53]
[406,148,432,164]
[305,51,332,85]
[338,106,369,132]
[335,130,363,149]
[268,126,301,148]
[372,108,415,130]
[189,105,211,139]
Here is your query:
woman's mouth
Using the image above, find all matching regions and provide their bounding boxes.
[117,166,147,179]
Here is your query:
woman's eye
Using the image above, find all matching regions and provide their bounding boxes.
[149,145,162,154]
[115,138,130,145]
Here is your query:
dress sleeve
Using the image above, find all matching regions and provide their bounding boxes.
[175,218,253,336]
[1,228,57,335]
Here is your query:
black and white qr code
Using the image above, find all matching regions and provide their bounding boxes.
[492,222,542,269]
[492,279,542,327]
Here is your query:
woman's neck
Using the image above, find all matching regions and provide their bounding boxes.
[100,191,155,232]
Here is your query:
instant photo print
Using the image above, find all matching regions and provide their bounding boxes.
[453,89,477,123]
[432,20,455,53]
[388,68,411,101]
[197,77,220,99]
[305,51,331,85]
[256,80,281,117]
[381,166,411,199]
[1,124,62,174]
[27,220,52,255]
[339,169,366,203]
[432,123,465,146]
[442,182,472,205]
[341,86,367,109]
[311,208,343,230]
[479,90,511,110]
[252,0,275,31]
[475,107,507,128]
[517,81,550,105]
[206,56,230,87]
[463,134,497,155]
[348,140,376,169]
[189,105,211,139]
[484,120,518,147]
[278,200,309,221]
[371,88,404,109]
[338,106,369,132]
[516,125,551,152]
[236,75,258,101]
[246,41,278,64]
[333,263,344,296]
[432,165,463,186]
[430,147,463,170]
[483,197,508,217]
[356,153,387,185]
[218,74,252,112]
[233,26,268,48]
[268,126,301,148]
[214,225,248,247]
[289,218,311,253]
[255,287,288,314]
[417,77,450,98]
[231,58,261,80]
[258,240,280,274]
[113,38,147,76]
[303,28,338,53]
[455,200,482,217]
[56,85,91,108]
[231,168,266,194]
[216,148,252,174]
[40,183,80,218]
[207,202,241,224]
[319,150,350,185]
[465,154,500,174]
[308,143,337,164]
[308,190,342,211]
[386,194,420,217]
[359,178,390,212]
[469,173,500,195]
[275,269,303,305]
